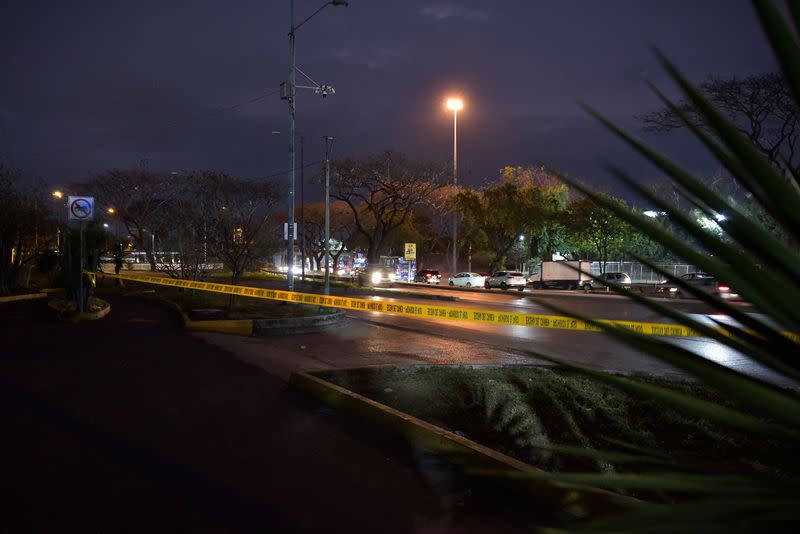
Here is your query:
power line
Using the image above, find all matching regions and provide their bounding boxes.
[253,158,323,182]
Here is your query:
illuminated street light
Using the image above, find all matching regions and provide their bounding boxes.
[445,96,464,276]
[52,190,63,199]
[107,207,115,214]
[446,98,463,111]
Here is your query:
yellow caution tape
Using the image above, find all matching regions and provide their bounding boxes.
[88,271,797,341]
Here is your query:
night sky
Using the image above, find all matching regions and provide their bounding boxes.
[2,1,778,198]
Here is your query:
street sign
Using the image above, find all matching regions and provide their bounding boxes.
[68,196,94,221]
[404,242,416,260]
[283,222,297,240]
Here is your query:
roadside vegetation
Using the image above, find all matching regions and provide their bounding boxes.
[120,285,326,321]
[320,366,795,492]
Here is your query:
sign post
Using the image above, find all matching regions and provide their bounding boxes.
[68,196,95,312]
[404,243,416,282]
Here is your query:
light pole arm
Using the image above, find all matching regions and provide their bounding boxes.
[293,1,336,32]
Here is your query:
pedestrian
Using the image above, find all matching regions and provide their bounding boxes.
[113,242,124,286]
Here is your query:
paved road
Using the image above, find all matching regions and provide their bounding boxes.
[111,275,786,385]
[0,297,537,532]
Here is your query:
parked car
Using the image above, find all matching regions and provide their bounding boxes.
[448,272,486,288]
[658,272,738,299]
[414,269,441,284]
[485,271,527,291]
[584,272,632,291]
[358,266,396,286]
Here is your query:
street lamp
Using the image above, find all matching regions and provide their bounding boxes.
[284,0,348,291]
[52,190,63,199]
[445,97,463,277]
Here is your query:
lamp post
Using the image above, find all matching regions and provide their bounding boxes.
[446,97,463,278]
[323,135,335,295]
[285,0,348,291]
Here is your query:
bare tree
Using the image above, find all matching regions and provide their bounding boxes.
[330,151,444,263]
[300,201,355,271]
[78,169,175,270]
[202,173,278,285]
[0,166,51,294]
[639,73,800,178]
[156,173,216,280]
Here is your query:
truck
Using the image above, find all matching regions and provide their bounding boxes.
[528,260,592,290]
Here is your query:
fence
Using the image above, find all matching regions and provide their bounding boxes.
[588,262,700,283]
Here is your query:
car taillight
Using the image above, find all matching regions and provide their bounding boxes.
[718,285,730,292]
[426,273,431,277]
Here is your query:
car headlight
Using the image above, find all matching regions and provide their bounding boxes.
[388,273,396,282]
[372,272,382,284]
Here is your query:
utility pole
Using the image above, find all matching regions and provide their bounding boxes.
[300,134,305,282]
[323,135,335,295]
[283,0,347,290]
[286,0,297,291]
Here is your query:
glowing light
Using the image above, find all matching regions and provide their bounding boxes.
[446,98,463,111]
[107,207,115,214]
[52,190,63,199]
[371,271,382,284]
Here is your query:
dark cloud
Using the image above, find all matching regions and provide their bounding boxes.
[1,0,777,201]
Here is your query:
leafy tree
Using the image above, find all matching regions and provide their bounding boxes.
[330,151,444,262]
[456,167,569,272]
[565,195,630,271]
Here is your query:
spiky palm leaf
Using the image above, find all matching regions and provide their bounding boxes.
[511,0,800,529]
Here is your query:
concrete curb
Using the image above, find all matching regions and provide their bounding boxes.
[0,292,48,304]
[185,318,254,336]
[145,294,346,337]
[289,369,637,519]
[253,310,345,335]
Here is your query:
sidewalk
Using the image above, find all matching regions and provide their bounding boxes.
[0,296,534,532]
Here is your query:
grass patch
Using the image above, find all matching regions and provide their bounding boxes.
[207,270,359,290]
[208,271,285,282]
[317,366,796,487]
[112,285,330,320]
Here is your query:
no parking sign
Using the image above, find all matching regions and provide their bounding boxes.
[68,196,95,221]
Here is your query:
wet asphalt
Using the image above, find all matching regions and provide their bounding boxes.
[0,296,542,533]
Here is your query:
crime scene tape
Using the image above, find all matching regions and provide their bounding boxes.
[87,271,800,342]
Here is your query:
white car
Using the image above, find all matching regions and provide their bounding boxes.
[448,272,486,288]
[485,271,527,291]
